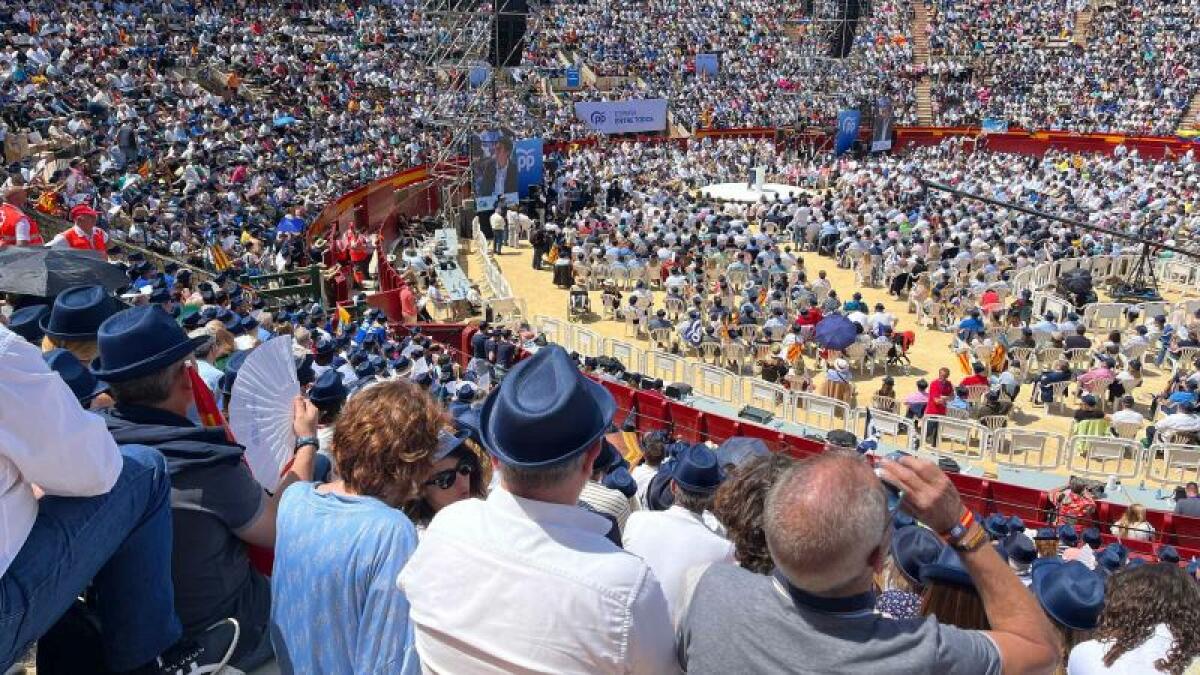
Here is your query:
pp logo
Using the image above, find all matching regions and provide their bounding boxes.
[839,115,858,135]
[590,111,607,125]
[516,147,537,172]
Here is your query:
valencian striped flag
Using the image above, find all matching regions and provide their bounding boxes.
[209,244,233,272]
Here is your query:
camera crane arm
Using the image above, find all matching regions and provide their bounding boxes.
[920,179,1200,301]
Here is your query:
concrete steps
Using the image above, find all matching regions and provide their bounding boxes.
[1073,4,1094,47]
[911,1,934,126]
[1177,92,1200,135]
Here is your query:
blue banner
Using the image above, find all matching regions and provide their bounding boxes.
[515,138,544,198]
[835,109,860,156]
[695,53,719,76]
[981,118,1008,134]
[468,63,489,88]
[574,99,669,135]
[565,67,581,88]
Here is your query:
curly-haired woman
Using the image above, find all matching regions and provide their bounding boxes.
[1068,563,1200,675]
[270,380,446,674]
[711,453,794,574]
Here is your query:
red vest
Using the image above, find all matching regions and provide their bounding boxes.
[63,226,108,259]
[0,203,42,247]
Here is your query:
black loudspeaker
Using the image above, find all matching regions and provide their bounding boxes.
[738,405,775,425]
[827,0,863,59]
[489,0,528,67]
[665,382,693,400]
[640,376,664,391]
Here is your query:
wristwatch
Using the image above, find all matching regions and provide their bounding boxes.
[294,436,319,452]
[942,508,989,552]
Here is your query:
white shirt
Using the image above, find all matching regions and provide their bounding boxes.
[1069,624,1183,674]
[631,463,658,509]
[622,505,735,625]
[398,488,677,675]
[0,326,121,576]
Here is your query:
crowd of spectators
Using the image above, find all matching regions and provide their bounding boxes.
[4,297,1200,672]
[926,0,1200,133]
[534,0,920,130]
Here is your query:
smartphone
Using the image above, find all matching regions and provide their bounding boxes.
[877,451,911,512]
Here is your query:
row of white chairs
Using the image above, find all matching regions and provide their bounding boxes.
[534,313,1200,485]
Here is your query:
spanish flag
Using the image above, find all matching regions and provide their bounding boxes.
[187,365,235,442]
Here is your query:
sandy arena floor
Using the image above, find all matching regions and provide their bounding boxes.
[465,241,1182,474]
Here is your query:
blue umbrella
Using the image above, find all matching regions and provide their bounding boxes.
[276,214,305,234]
[813,314,858,350]
[273,115,297,128]
[717,437,771,468]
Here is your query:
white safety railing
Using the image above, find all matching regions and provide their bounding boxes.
[573,328,603,357]
[1144,443,1200,485]
[690,363,741,404]
[793,392,850,433]
[923,415,990,464]
[851,408,918,453]
[533,315,569,348]
[740,379,790,422]
[605,339,645,373]
[646,350,687,384]
[1065,435,1142,480]
[990,428,1067,471]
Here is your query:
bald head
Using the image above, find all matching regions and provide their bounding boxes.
[764,451,888,594]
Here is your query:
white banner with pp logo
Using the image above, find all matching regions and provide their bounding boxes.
[574,99,669,135]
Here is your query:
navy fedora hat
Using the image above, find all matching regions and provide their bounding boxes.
[670,443,725,494]
[983,514,1010,539]
[44,348,108,403]
[1031,559,1105,630]
[92,305,211,383]
[8,304,50,343]
[41,285,126,340]
[1002,532,1037,569]
[603,466,637,498]
[1058,524,1079,546]
[920,547,974,588]
[307,369,348,406]
[890,524,945,585]
[479,344,616,468]
[434,428,471,461]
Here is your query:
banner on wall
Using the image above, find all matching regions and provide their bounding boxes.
[834,109,861,156]
[565,66,581,88]
[695,53,719,76]
[981,118,1009,134]
[574,99,668,135]
[870,96,894,152]
[515,137,544,198]
[470,130,520,212]
[468,63,489,88]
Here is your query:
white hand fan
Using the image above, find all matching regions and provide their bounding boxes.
[229,336,299,492]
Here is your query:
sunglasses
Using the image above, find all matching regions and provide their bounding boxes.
[423,462,474,490]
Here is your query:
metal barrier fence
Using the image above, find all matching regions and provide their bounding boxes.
[990,428,1067,471]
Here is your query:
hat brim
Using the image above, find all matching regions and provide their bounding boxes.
[39,298,126,341]
[480,375,616,469]
[1031,563,1100,631]
[92,336,211,383]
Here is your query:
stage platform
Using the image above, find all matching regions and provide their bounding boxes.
[699,182,805,203]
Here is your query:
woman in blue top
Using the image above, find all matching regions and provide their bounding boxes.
[270,380,446,675]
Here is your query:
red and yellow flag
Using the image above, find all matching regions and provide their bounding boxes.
[187,365,235,442]
[210,244,233,271]
[956,351,973,377]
